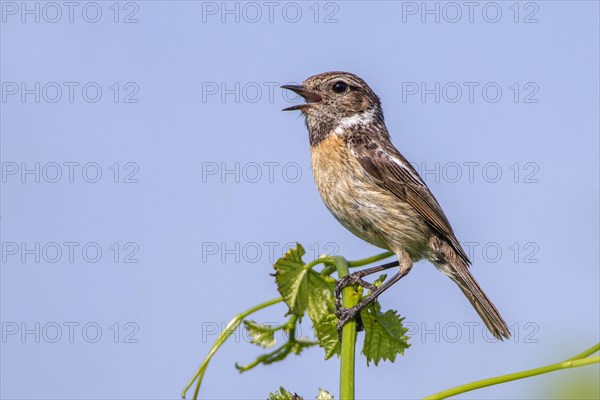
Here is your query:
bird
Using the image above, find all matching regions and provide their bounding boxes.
[281,71,510,340]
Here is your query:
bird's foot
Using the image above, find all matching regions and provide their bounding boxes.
[334,272,376,309]
[334,272,377,338]
[335,304,364,338]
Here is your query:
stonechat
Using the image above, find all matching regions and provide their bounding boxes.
[282,72,510,340]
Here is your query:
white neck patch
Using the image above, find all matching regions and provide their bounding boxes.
[333,109,376,135]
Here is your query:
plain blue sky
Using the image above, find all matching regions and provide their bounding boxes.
[1,1,599,399]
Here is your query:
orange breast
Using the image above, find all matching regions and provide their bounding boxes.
[309,133,431,258]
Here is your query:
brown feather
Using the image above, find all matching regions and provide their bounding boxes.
[349,134,471,265]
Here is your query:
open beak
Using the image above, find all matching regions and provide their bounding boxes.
[281,85,322,111]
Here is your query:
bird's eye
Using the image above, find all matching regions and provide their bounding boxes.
[332,81,348,94]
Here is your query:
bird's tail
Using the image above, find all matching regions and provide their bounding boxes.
[439,261,511,340]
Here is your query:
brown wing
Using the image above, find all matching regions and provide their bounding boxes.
[348,135,471,265]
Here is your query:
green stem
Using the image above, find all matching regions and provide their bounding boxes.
[321,251,394,276]
[304,255,333,271]
[348,251,394,268]
[181,297,283,399]
[424,343,600,400]
[566,342,600,361]
[332,256,358,400]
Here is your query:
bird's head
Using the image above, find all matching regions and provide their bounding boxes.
[282,72,385,144]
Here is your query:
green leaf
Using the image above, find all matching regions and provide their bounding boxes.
[243,320,276,348]
[273,244,336,323]
[313,314,341,359]
[361,301,410,366]
[372,274,387,289]
[267,387,331,400]
[316,388,333,399]
[289,338,318,356]
[268,387,303,400]
[236,338,317,372]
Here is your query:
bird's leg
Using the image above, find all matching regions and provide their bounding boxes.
[335,270,406,333]
[336,255,413,335]
[334,260,399,312]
